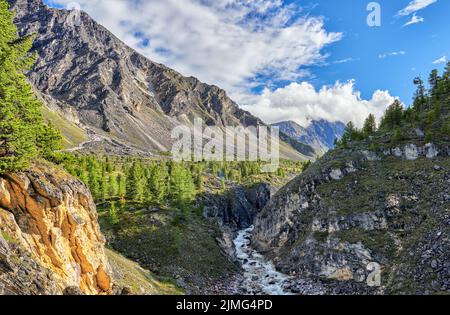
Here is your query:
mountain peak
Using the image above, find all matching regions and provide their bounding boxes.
[274,119,345,154]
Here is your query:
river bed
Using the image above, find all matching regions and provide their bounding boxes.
[233,226,292,295]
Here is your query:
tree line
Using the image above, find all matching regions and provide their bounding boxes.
[61,155,307,212]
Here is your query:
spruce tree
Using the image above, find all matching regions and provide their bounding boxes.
[363,114,377,136]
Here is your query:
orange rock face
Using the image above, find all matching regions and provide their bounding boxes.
[0,162,112,294]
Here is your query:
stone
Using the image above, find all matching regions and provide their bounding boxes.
[120,286,133,295]
[415,128,425,138]
[63,286,84,295]
[404,144,419,160]
[330,169,343,180]
[424,143,439,159]
[431,260,438,269]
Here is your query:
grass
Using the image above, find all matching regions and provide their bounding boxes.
[106,248,183,295]
[41,105,88,149]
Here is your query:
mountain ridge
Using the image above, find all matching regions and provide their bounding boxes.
[9,0,316,160]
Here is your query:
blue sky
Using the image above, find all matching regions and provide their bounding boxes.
[44,0,449,126]
[303,0,449,102]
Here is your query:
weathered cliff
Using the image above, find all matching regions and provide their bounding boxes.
[0,162,112,295]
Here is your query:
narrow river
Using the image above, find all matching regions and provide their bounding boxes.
[233,226,292,295]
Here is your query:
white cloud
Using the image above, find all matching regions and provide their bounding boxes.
[398,0,437,16]
[332,58,357,64]
[50,0,341,98]
[241,81,397,128]
[433,56,447,64]
[403,13,424,26]
[379,51,406,59]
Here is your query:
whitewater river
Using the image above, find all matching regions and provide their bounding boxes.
[233,226,292,295]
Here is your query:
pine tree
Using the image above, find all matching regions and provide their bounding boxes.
[170,163,195,209]
[413,77,427,112]
[363,114,377,136]
[428,70,440,100]
[108,173,118,198]
[109,202,120,225]
[148,162,168,204]
[0,0,61,173]
[126,161,145,202]
[118,173,127,200]
[380,100,404,129]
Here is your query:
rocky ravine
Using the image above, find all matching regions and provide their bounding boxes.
[0,162,112,295]
[253,140,450,294]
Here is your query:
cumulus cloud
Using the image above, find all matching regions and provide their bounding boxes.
[398,0,437,16]
[49,0,341,97]
[433,56,447,64]
[403,13,424,27]
[241,81,397,128]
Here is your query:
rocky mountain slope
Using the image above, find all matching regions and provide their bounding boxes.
[274,120,345,155]
[8,0,315,160]
[253,120,450,294]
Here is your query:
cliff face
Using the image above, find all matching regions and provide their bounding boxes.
[0,162,112,295]
[253,134,450,294]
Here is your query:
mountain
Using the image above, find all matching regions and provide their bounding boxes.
[8,0,315,160]
[253,115,450,294]
[273,120,346,155]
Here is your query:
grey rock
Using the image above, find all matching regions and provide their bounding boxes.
[63,286,84,295]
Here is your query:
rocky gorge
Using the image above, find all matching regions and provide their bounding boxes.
[252,137,450,294]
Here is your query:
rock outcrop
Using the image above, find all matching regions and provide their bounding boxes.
[0,162,112,295]
[203,183,272,231]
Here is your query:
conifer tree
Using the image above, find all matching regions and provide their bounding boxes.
[108,173,118,198]
[126,161,145,202]
[0,0,61,173]
[118,173,127,200]
[109,201,119,225]
[380,100,404,129]
[413,77,427,112]
[363,114,377,136]
[148,162,168,204]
